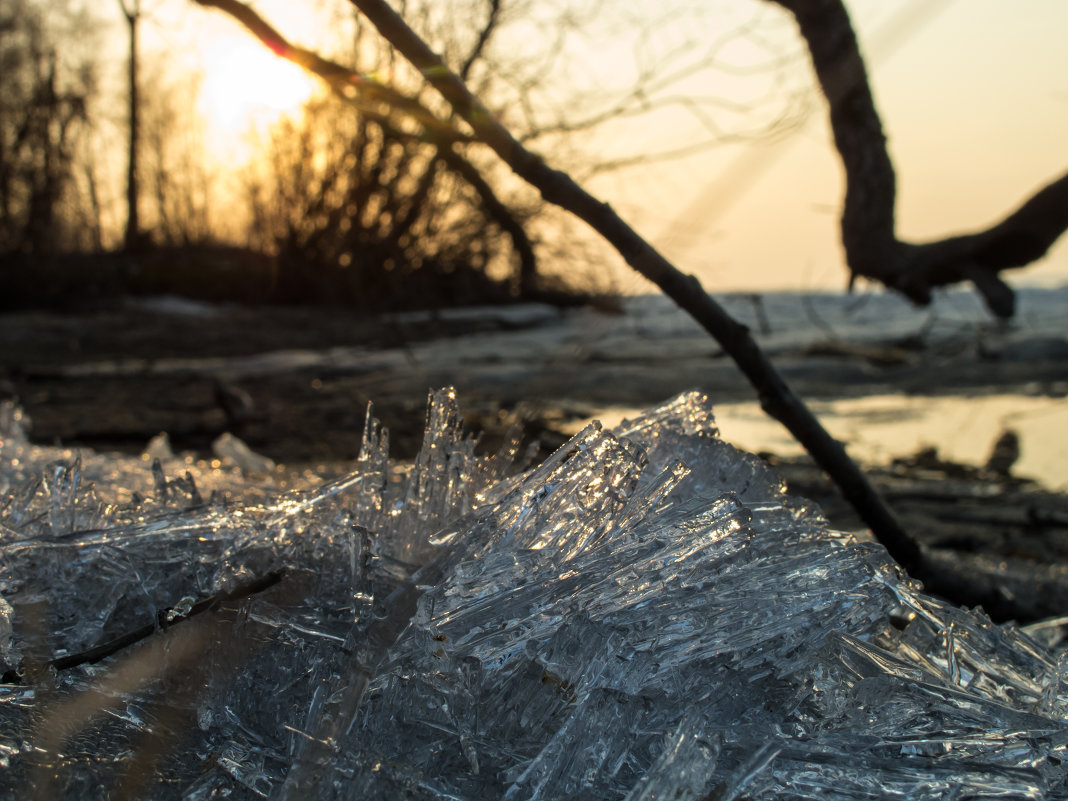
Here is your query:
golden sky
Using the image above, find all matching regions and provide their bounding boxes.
[171,0,1068,293]
[602,0,1068,293]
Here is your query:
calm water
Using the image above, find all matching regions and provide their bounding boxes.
[572,394,1068,491]
[715,394,1068,490]
[625,284,1068,352]
[583,285,1068,489]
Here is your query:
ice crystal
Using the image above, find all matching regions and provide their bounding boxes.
[0,389,1065,799]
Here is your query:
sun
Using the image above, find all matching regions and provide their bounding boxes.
[199,35,319,137]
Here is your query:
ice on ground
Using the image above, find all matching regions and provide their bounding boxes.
[0,390,1066,799]
[212,432,277,475]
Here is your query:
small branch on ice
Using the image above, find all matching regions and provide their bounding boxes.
[39,571,285,675]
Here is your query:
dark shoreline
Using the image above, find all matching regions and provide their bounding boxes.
[3,297,1066,463]
[3,299,1068,619]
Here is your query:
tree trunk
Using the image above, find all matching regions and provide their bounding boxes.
[121,0,142,251]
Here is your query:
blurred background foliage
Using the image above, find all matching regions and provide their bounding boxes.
[0,0,810,310]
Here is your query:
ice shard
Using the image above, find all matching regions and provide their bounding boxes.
[0,389,1065,799]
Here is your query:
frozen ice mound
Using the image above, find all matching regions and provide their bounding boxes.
[0,390,1066,799]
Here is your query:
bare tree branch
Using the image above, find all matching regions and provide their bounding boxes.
[342,0,922,576]
[458,0,500,82]
[195,0,918,573]
[772,0,1068,317]
[191,0,471,144]
[195,0,1052,623]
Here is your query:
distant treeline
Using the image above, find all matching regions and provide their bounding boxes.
[0,2,609,312]
[0,246,607,312]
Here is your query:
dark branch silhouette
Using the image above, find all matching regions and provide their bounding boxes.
[42,571,283,675]
[341,0,921,576]
[339,0,1066,622]
[771,0,1068,318]
[458,0,501,82]
[190,0,1056,619]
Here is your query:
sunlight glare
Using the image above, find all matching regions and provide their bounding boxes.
[199,36,319,138]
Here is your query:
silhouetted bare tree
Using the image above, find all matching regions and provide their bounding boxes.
[2,0,212,260]
[117,0,143,251]
[0,0,96,255]
[193,0,806,299]
[242,93,535,306]
[770,0,1068,318]
[141,71,217,247]
[194,0,543,299]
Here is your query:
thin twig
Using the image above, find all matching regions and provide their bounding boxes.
[43,570,284,674]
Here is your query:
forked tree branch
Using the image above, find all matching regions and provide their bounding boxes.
[239,7,1052,793]
[196,0,1041,626]
[458,0,502,82]
[772,0,1068,318]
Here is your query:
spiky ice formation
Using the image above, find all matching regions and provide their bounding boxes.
[0,389,1065,800]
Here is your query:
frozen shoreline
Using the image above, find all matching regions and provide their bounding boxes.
[3,287,1066,480]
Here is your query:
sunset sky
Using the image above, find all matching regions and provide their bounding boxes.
[593,0,1068,294]
[154,0,1067,294]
